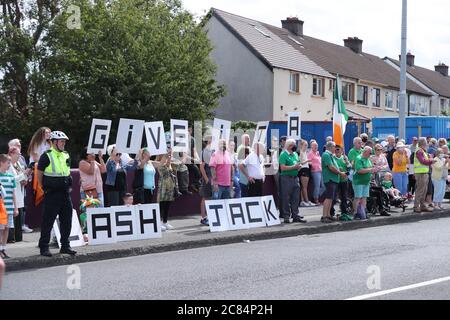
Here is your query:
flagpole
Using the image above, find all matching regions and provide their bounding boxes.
[399,0,407,140]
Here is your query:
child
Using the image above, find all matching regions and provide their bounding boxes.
[0,154,18,259]
[382,172,402,200]
[79,196,101,244]
[123,193,134,207]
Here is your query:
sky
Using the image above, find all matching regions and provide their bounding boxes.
[182,0,450,70]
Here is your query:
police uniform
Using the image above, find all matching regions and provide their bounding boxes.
[37,147,73,252]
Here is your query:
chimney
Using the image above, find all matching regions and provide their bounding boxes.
[281,17,304,37]
[399,52,415,66]
[344,37,363,54]
[435,63,449,76]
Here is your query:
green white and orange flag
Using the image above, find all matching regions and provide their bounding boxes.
[333,75,349,148]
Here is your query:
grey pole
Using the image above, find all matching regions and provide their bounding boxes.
[399,0,407,140]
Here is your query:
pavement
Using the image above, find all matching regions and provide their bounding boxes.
[3,201,450,273]
[2,218,450,300]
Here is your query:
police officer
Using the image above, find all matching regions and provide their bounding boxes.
[37,131,76,257]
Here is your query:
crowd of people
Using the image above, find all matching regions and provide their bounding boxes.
[0,125,449,260]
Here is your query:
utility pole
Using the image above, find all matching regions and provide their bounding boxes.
[399,0,407,140]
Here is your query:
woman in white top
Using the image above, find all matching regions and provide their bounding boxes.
[27,127,52,164]
[370,144,389,185]
[8,147,31,241]
[298,140,314,207]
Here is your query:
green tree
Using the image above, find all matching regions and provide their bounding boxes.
[1,0,225,161]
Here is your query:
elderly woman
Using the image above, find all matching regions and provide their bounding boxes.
[307,141,323,205]
[105,147,138,207]
[392,142,410,197]
[7,147,31,242]
[414,137,437,213]
[431,148,449,210]
[370,144,389,185]
[353,147,376,220]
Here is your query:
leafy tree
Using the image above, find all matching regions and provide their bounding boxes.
[1,0,225,162]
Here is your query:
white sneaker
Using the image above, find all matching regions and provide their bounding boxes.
[22,226,33,233]
[300,201,308,207]
[307,201,316,207]
[163,223,174,230]
[161,224,167,232]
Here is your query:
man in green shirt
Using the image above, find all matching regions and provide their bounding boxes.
[334,145,352,219]
[348,137,363,168]
[321,141,347,223]
[279,139,306,224]
[352,146,376,220]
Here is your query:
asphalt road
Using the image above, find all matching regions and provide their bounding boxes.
[1,218,450,300]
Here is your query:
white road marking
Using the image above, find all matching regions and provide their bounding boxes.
[346,276,450,300]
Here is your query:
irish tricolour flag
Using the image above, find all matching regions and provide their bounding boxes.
[333,75,349,148]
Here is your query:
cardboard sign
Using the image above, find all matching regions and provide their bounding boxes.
[287,112,301,140]
[87,204,161,245]
[144,121,167,155]
[211,118,232,152]
[53,210,85,248]
[205,196,280,233]
[253,121,270,147]
[260,196,281,227]
[205,200,231,233]
[87,119,112,154]
[171,119,189,153]
[116,118,145,154]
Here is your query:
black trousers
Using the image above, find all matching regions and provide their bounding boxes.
[160,201,172,223]
[133,188,155,204]
[337,181,348,214]
[248,179,263,197]
[7,208,24,242]
[408,175,416,195]
[187,164,201,187]
[38,191,73,250]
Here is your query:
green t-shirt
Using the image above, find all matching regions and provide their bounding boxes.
[348,148,363,167]
[279,150,299,176]
[322,151,339,183]
[334,155,350,182]
[382,180,393,189]
[353,156,373,185]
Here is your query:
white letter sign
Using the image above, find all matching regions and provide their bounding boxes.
[211,118,231,152]
[171,119,189,153]
[116,118,145,154]
[144,121,167,156]
[253,121,270,147]
[287,112,301,140]
[87,119,112,154]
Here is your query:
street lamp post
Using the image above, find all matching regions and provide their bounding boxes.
[399,0,407,140]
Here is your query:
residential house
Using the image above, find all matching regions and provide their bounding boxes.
[205,8,433,126]
[384,54,450,115]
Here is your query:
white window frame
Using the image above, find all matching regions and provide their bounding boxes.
[312,78,324,97]
[289,73,300,93]
[371,88,381,108]
[357,85,368,106]
[385,91,394,110]
[342,81,354,102]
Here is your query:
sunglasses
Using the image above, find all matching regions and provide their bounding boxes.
[376,149,383,151]
[116,153,122,157]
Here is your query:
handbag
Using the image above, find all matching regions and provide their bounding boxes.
[84,188,98,199]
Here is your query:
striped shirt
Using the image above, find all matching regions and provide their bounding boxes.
[0,173,16,215]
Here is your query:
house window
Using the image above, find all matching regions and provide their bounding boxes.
[357,85,368,105]
[441,99,447,112]
[410,95,417,113]
[385,91,393,109]
[421,97,430,115]
[290,73,300,93]
[396,94,400,111]
[371,88,381,107]
[342,82,354,102]
[313,78,324,97]
[329,79,334,91]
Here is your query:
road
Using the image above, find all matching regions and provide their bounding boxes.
[1,217,450,300]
